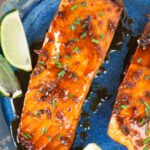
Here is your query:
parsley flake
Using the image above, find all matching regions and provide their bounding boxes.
[82,24,87,29]
[74,18,80,25]
[80,32,87,38]
[38,61,45,66]
[143,145,149,150]
[57,134,63,140]
[48,136,52,142]
[52,99,57,108]
[73,47,80,53]
[34,110,40,116]
[144,75,150,80]
[144,102,150,117]
[143,137,150,144]
[69,24,76,30]
[91,38,99,44]
[65,55,71,58]
[121,105,128,109]
[71,5,78,11]
[69,38,79,42]
[145,124,149,135]
[80,2,87,7]
[52,59,63,68]
[137,58,143,63]
[22,133,32,139]
[68,93,74,99]
[141,118,145,125]
[41,127,47,135]
[58,70,66,78]
[99,33,105,39]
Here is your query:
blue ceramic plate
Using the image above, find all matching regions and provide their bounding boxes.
[0,0,150,150]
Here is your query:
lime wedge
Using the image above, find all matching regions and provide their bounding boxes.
[1,10,32,71]
[0,54,22,99]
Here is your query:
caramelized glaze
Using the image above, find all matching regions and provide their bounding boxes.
[18,0,122,149]
[108,22,150,150]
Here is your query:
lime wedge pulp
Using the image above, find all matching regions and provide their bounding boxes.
[0,54,22,98]
[1,10,32,71]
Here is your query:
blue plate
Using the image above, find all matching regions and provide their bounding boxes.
[0,0,150,149]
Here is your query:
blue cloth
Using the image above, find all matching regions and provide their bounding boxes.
[0,0,150,149]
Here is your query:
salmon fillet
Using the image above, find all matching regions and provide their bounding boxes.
[18,0,123,149]
[108,22,150,150]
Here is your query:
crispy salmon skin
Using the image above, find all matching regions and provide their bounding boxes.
[18,0,122,149]
[108,22,150,150]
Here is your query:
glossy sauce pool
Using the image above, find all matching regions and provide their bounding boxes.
[10,12,137,150]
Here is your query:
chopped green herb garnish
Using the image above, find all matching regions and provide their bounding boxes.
[143,145,149,150]
[48,136,52,142]
[143,137,150,144]
[137,58,143,63]
[52,99,56,108]
[99,33,105,39]
[80,2,87,7]
[144,102,150,117]
[71,4,78,11]
[56,52,61,59]
[144,75,150,80]
[141,118,145,125]
[38,88,43,93]
[121,105,128,109]
[38,61,45,66]
[146,107,149,117]
[80,32,87,38]
[73,47,80,53]
[69,24,76,30]
[69,38,79,42]
[82,24,87,29]
[64,63,69,69]
[34,110,40,116]
[144,102,150,109]
[68,93,74,99]
[58,70,66,78]
[74,18,80,25]
[91,38,99,44]
[65,55,71,58]
[41,127,47,135]
[57,135,63,140]
[98,11,105,17]
[145,124,149,135]
[22,133,32,139]
[52,59,63,68]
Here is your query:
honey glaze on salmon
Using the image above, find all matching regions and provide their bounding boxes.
[108,22,150,150]
[18,0,123,149]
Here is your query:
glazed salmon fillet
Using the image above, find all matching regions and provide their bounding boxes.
[18,0,123,149]
[108,22,150,150]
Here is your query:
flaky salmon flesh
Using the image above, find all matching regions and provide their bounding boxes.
[18,0,122,149]
[108,22,150,150]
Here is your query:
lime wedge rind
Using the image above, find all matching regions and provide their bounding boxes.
[0,86,10,97]
[12,90,22,99]
[0,54,22,99]
[1,10,32,72]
